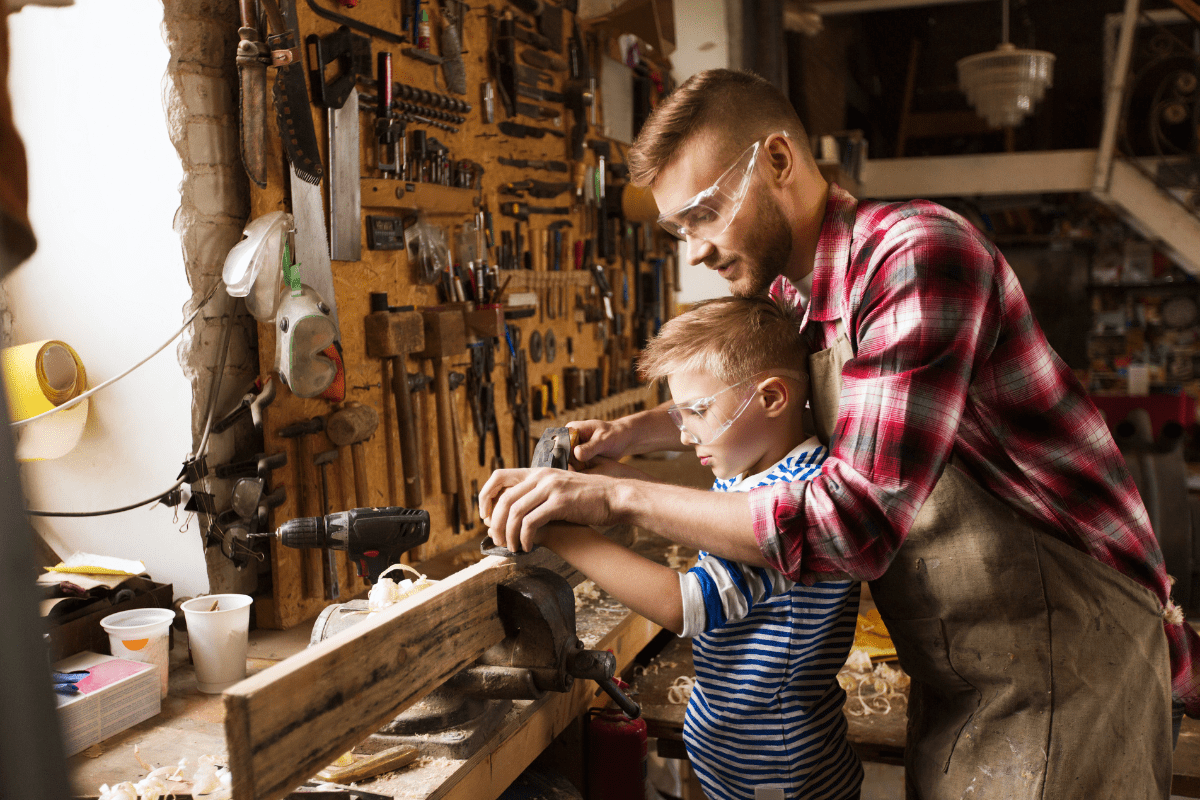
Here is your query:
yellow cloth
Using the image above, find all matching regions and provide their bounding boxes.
[853,608,898,660]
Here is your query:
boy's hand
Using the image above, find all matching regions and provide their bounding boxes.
[568,419,633,465]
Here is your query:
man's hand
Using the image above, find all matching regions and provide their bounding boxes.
[479,467,621,554]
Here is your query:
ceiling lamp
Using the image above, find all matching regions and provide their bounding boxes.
[956,0,1055,129]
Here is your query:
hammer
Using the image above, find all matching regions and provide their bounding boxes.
[327,402,380,508]
[415,306,468,501]
[365,294,426,508]
[277,416,326,598]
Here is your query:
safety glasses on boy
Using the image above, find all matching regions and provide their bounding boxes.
[656,132,787,243]
[668,370,803,445]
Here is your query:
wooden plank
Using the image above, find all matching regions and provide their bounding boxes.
[225,554,521,800]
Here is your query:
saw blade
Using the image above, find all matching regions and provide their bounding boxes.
[271,0,323,185]
[289,168,340,334]
[328,86,361,262]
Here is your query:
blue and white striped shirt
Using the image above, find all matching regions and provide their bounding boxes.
[678,437,862,800]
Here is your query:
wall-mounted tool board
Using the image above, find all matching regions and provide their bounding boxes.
[245,0,677,629]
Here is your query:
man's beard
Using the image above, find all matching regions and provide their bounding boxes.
[728,196,791,298]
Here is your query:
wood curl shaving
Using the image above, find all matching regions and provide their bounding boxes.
[665,545,689,572]
[97,751,225,800]
[837,648,910,718]
[573,579,602,611]
[367,564,435,613]
[667,675,696,705]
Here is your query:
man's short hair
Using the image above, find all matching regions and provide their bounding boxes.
[629,68,812,188]
[637,295,808,387]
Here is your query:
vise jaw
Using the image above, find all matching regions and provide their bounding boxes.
[445,567,641,718]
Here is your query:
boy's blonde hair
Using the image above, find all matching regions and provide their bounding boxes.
[637,295,808,387]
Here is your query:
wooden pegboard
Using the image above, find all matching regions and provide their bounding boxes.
[246,0,675,628]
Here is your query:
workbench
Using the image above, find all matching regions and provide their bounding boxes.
[65,528,692,800]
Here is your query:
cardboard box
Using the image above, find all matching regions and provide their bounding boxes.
[54,651,161,756]
[43,577,174,662]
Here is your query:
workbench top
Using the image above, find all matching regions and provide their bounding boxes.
[66,528,692,800]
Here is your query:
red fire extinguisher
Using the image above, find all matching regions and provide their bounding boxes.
[585,679,647,800]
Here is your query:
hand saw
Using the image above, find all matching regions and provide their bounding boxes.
[265,0,323,185]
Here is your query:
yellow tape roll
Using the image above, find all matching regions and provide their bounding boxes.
[2,340,89,461]
[2,340,88,420]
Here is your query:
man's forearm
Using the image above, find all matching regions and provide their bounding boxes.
[610,481,767,567]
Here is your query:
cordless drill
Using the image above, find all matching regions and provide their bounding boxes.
[264,506,430,584]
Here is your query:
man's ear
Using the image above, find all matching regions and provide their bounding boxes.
[764,133,795,187]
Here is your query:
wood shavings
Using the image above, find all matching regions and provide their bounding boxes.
[98,782,139,800]
[665,545,689,571]
[133,744,154,772]
[573,579,602,611]
[98,752,225,800]
[367,565,436,613]
[666,675,696,705]
[837,648,910,718]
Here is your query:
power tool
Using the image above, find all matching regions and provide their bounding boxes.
[262,506,430,583]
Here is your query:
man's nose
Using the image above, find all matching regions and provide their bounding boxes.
[685,235,714,266]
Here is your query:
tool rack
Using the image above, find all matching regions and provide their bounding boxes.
[246,0,678,629]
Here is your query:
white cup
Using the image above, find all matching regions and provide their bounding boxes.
[180,594,253,694]
[99,607,175,698]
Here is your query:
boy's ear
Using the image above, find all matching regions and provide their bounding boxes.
[758,376,791,417]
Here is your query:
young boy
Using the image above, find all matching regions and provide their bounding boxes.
[512,296,862,800]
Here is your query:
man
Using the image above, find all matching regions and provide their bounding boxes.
[480,69,1196,798]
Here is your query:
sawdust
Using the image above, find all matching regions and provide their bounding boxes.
[366,754,463,799]
[837,648,910,717]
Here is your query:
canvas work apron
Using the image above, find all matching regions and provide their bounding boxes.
[808,322,1173,799]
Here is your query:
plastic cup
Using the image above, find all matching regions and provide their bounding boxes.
[181,594,254,694]
[99,607,174,698]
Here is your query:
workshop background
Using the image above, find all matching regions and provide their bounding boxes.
[9,0,1200,798]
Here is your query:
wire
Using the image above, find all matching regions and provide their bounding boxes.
[11,280,223,429]
[26,283,233,518]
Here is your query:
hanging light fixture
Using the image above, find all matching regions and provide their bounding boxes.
[956,0,1055,129]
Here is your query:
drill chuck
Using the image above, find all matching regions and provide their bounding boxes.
[276,515,326,549]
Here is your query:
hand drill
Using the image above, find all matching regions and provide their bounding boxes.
[257,506,430,584]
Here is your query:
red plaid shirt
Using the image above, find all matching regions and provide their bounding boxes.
[751,185,1200,711]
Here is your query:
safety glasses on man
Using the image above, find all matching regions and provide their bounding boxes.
[667,370,804,445]
[656,131,787,243]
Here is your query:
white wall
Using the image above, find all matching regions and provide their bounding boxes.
[670,0,734,304]
[6,0,208,596]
